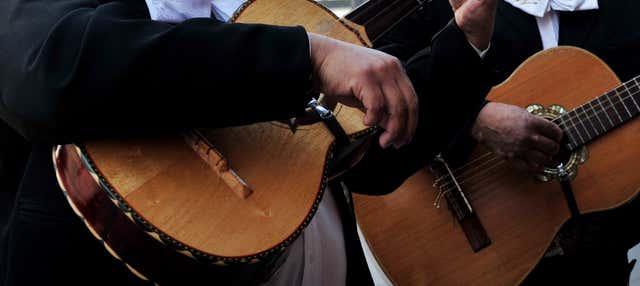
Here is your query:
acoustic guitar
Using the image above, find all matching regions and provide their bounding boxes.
[52,0,424,284]
[354,46,640,285]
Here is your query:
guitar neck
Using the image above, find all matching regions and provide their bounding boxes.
[554,75,640,150]
[344,0,425,43]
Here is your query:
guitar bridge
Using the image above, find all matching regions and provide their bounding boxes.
[431,154,492,252]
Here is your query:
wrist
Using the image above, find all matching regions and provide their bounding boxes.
[471,102,496,142]
[463,32,491,51]
[453,7,495,51]
[307,33,334,90]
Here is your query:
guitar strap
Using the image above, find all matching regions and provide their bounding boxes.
[310,99,374,284]
[308,99,372,175]
[328,180,375,286]
[308,98,351,148]
[558,164,581,218]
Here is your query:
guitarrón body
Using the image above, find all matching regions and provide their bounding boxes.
[354,47,640,285]
[52,0,424,284]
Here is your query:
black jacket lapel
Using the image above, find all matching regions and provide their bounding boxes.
[558,8,599,47]
[497,1,543,51]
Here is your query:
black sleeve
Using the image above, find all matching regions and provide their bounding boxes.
[372,5,436,63]
[343,16,493,195]
[0,121,29,229]
[0,0,313,144]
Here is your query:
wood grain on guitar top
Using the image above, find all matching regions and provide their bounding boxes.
[52,0,420,282]
[354,47,640,286]
[85,122,332,258]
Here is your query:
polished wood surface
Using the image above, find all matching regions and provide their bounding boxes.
[354,47,640,285]
[55,0,376,263]
[53,145,280,285]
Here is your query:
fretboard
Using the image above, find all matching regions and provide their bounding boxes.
[553,75,640,150]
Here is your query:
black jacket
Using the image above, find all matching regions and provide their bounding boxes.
[0,0,490,285]
[445,1,640,284]
[0,122,29,227]
[489,0,640,244]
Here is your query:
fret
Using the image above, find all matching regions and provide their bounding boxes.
[622,83,640,114]
[628,82,640,109]
[557,116,578,149]
[555,77,640,149]
[566,111,587,145]
[615,86,633,117]
[612,89,631,121]
[587,100,608,132]
[627,78,640,110]
[576,107,594,140]
[628,80,640,95]
[577,105,600,137]
[570,79,640,145]
[634,78,640,109]
[597,95,616,127]
[603,92,624,124]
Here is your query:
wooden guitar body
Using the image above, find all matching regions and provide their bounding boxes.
[52,0,385,283]
[354,47,640,285]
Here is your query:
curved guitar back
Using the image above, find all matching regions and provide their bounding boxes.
[354,47,640,285]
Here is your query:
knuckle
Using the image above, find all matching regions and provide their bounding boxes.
[369,102,384,113]
[385,129,398,141]
[530,134,539,143]
[388,57,402,69]
[395,104,409,117]
[524,117,535,128]
[348,78,363,93]
[372,60,388,73]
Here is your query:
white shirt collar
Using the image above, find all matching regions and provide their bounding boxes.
[505,0,599,18]
[145,0,245,23]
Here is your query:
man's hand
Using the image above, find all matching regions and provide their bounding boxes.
[450,0,498,50]
[471,102,564,172]
[308,33,418,149]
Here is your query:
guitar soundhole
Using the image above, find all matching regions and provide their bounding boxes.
[527,104,589,182]
[551,144,573,168]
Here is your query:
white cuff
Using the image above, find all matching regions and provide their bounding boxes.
[469,41,491,59]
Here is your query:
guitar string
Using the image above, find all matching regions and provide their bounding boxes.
[436,88,639,193]
[457,161,512,202]
[438,159,508,195]
[436,159,502,192]
[559,88,639,128]
[359,0,415,27]
[434,89,640,185]
[436,78,640,182]
[355,6,638,187]
[561,76,640,126]
[553,84,640,141]
[434,159,508,207]
[433,152,494,183]
[433,79,640,197]
[434,155,501,189]
[432,154,497,190]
